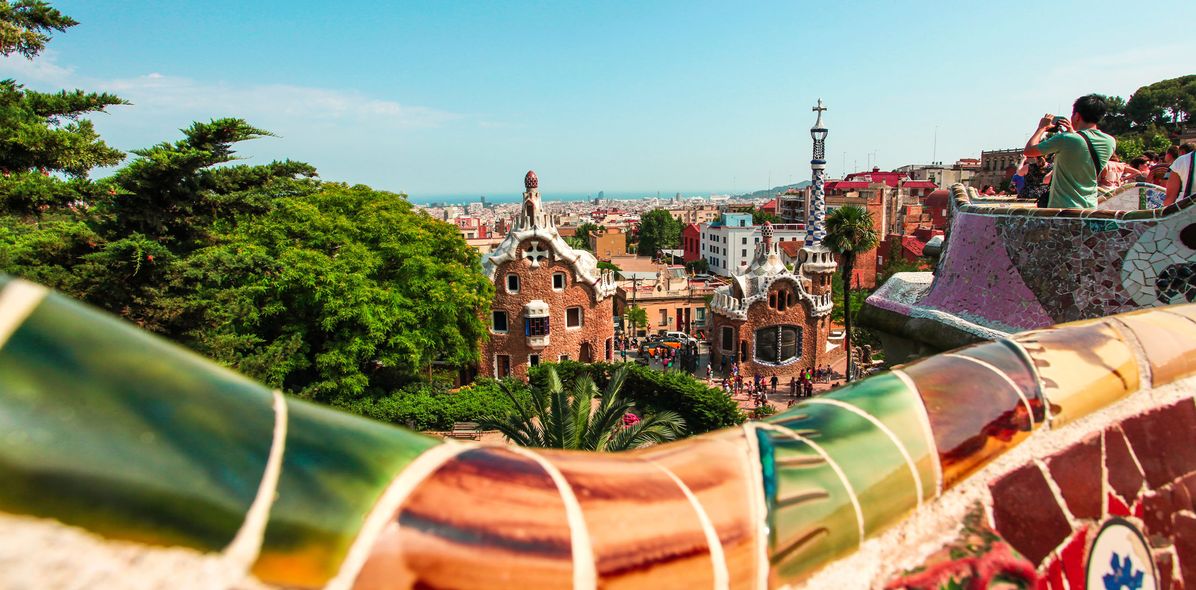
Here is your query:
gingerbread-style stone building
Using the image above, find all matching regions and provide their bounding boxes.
[710,222,835,379]
[480,171,617,379]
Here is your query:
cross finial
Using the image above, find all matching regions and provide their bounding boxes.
[808,97,827,132]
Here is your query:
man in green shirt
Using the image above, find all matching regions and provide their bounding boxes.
[1024,94,1117,209]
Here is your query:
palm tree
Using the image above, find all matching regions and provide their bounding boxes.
[480,365,686,451]
[824,205,879,382]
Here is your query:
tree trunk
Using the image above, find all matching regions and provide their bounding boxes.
[843,254,854,382]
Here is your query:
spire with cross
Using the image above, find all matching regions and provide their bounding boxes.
[806,99,829,246]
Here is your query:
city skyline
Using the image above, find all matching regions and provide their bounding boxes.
[1,0,1193,197]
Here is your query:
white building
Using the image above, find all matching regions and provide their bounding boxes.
[700,213,806,276]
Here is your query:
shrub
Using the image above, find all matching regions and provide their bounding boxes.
[334,377,530,431]
[529,360,745,434]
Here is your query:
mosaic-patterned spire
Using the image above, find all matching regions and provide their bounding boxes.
[806,99,828,246]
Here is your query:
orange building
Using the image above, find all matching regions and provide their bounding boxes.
[588,227,627,261]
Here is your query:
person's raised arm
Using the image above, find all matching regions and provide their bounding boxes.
[1024,114,1058,157]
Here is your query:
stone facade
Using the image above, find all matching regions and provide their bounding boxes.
[484,254,614,379]
[480,171,617,379]
[709,222,835,379]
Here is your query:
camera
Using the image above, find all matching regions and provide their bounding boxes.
[1049,115,1068,133]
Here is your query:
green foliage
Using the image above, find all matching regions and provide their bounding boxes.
[177,183,495,401]
[482,364,686,451]
[597,260,620,272]
[564,235,588,251]
[625,304,648,332]
[825,206,879,259]
[825,206,878,382]
[750,207,780,225]
[637,208,681,256]
[576,222,602,241]
[0,0,75,58]
[97,119,311,247]
[1116,136,1144,161]
[830,271,868,324]
[1126,75,1196,132]
[685,258,709,274]
[750,405,777,420]
[528,361,745,434]
[336,378,531,431]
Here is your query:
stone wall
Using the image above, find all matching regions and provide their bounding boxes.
[481,242,614,379]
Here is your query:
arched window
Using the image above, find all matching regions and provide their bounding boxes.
[720,326,735,352]
[754,325,802,364]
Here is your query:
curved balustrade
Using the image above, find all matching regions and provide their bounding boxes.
[862,182,1196,356]
[3,275,1196,588]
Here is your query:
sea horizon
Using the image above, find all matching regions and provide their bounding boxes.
[406,190,739,206]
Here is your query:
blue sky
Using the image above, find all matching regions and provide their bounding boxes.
[2,1,1194,198]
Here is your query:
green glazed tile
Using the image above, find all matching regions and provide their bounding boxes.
[756,427,860,582]
[252,396,441,588]
[0,290,276,550]
[794,372,938,503]
[767,403,919,534]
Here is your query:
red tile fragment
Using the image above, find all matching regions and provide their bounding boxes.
[990,464,1073,565]
[1105,426,1146,504]
[1119,401,1196,489]
[1046,434,1103,520]
[1156,550,1177,590]
[1108,492,1132,517]
[1174,512,1196,587]
[1042,557,1064,590]
[1143,486,1186,539]
[1060,527,1089,590]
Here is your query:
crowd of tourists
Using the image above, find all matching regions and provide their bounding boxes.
[978,94,1196,209]
[707,361,837,408]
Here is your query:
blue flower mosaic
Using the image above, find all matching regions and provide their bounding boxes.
[1103,553,1144,590]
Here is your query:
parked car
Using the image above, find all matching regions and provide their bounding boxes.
[664,331,693,343]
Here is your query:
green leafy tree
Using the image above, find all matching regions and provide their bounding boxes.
[750,207,780,225]
[825,206,878,382]
[685,258,709,274]
[177,183,495,401]
[564,235,588,251]
[0,0,75,58]
[98,119,315,248]
[0,0,126,220]
[482,365,686,451]
[1126,75,1196,132]
[597,260,620,273]
[1116,136,1144,161]
[626,304,648,335]
[1099,94,1133,136]
[576,222,602,243]
[637,208,681,256]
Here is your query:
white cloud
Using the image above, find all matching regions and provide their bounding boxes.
[0,52,461,129]
[0,50,75,85]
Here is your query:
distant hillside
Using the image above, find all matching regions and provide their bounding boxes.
[735,181,811,200]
